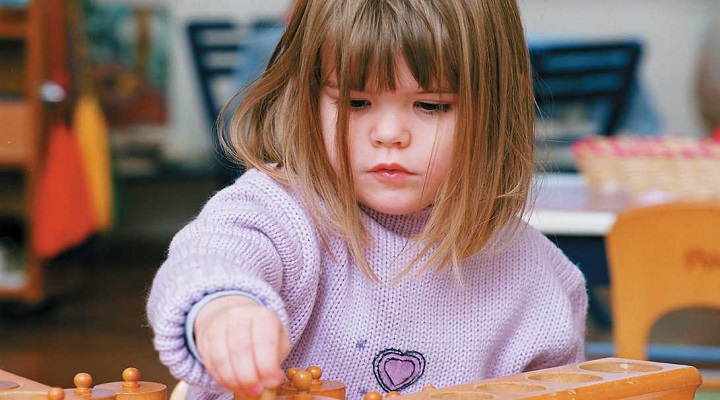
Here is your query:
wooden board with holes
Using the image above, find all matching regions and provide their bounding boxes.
[0,368,166,400]
[0,369,51,400]
[399,358,701,400]
[0,358,704,400]
[253,358,702,400]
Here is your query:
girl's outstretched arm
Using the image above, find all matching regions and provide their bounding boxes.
[146,169,322,394]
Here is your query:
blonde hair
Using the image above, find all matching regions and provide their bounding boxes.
[220,0,535,280]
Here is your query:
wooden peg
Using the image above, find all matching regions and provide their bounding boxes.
[278,367,344,400]
[421,386,437,392]
[363,391,382,400]
[64,373,116,400]
[305,366,322,390]
[291,370,312,400]
[74,373,93,398]
[259,388,277,400]
[386,391,401,398]
[95,367,167,400]
[286,368,301,381]
[48,387,66,400]
[122,368,140,390]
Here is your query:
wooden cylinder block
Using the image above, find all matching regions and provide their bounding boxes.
[95,368,167,400]
[62,373,116,400]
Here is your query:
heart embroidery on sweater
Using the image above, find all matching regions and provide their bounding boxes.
[373,348,426,392]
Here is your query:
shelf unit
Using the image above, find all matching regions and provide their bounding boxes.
[0,2,47,303]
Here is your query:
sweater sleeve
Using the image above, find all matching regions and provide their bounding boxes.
[145,170,322,391]
[548,245,588,365]
[525,229,589,371]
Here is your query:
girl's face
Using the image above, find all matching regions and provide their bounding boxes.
[320,60,457,215]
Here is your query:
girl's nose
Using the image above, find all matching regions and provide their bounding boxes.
[370,110,411,148]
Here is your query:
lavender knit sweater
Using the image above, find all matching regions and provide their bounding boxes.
[146,169,587,400]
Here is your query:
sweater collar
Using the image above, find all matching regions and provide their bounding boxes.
[359,204,432,237]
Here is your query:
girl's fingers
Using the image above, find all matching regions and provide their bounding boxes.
[200,317,258,393]
[251,312,285,388]
[226,317,262,393]
[278,325,290,361]
[194,298,287,394]
[202,328,238,390]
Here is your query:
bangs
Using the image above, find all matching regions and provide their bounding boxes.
[327,1,459,92]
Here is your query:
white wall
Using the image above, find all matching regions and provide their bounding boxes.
[519,0,720,138]
[159,0,720,164]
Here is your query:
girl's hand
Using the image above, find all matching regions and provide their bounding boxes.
[194,295,290,395]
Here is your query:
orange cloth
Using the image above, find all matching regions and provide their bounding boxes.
[32,124,96,259]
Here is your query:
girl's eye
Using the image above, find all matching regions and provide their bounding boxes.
[350,99,370,109]
[416,101,452,112]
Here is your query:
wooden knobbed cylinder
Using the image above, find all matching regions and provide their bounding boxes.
[62,373,117,400]
[277,366,345,400]
[274,370,337,400]
[95,368,167,400]
[48,387,66,400]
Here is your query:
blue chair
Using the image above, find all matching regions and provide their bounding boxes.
[529,39,649,171]
[186,19,283,185]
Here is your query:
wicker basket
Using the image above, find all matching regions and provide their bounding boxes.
[571,136,720,202]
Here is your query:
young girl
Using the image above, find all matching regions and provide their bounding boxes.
[146,0,588,399]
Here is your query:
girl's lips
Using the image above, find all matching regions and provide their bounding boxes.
[369,163,413,182]
[370,163,411,174]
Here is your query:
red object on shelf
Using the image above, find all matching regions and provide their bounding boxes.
[711,126,720,141]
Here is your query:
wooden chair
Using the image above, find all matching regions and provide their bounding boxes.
[606,201,720,391]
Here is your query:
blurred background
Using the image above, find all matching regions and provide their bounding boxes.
[1,0,720,396]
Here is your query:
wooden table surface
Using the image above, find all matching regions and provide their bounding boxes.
[525,173,634,236]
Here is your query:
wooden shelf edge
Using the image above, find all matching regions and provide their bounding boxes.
[0,8,27,39]
[0,100,34,167]
[0,284,37,303]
